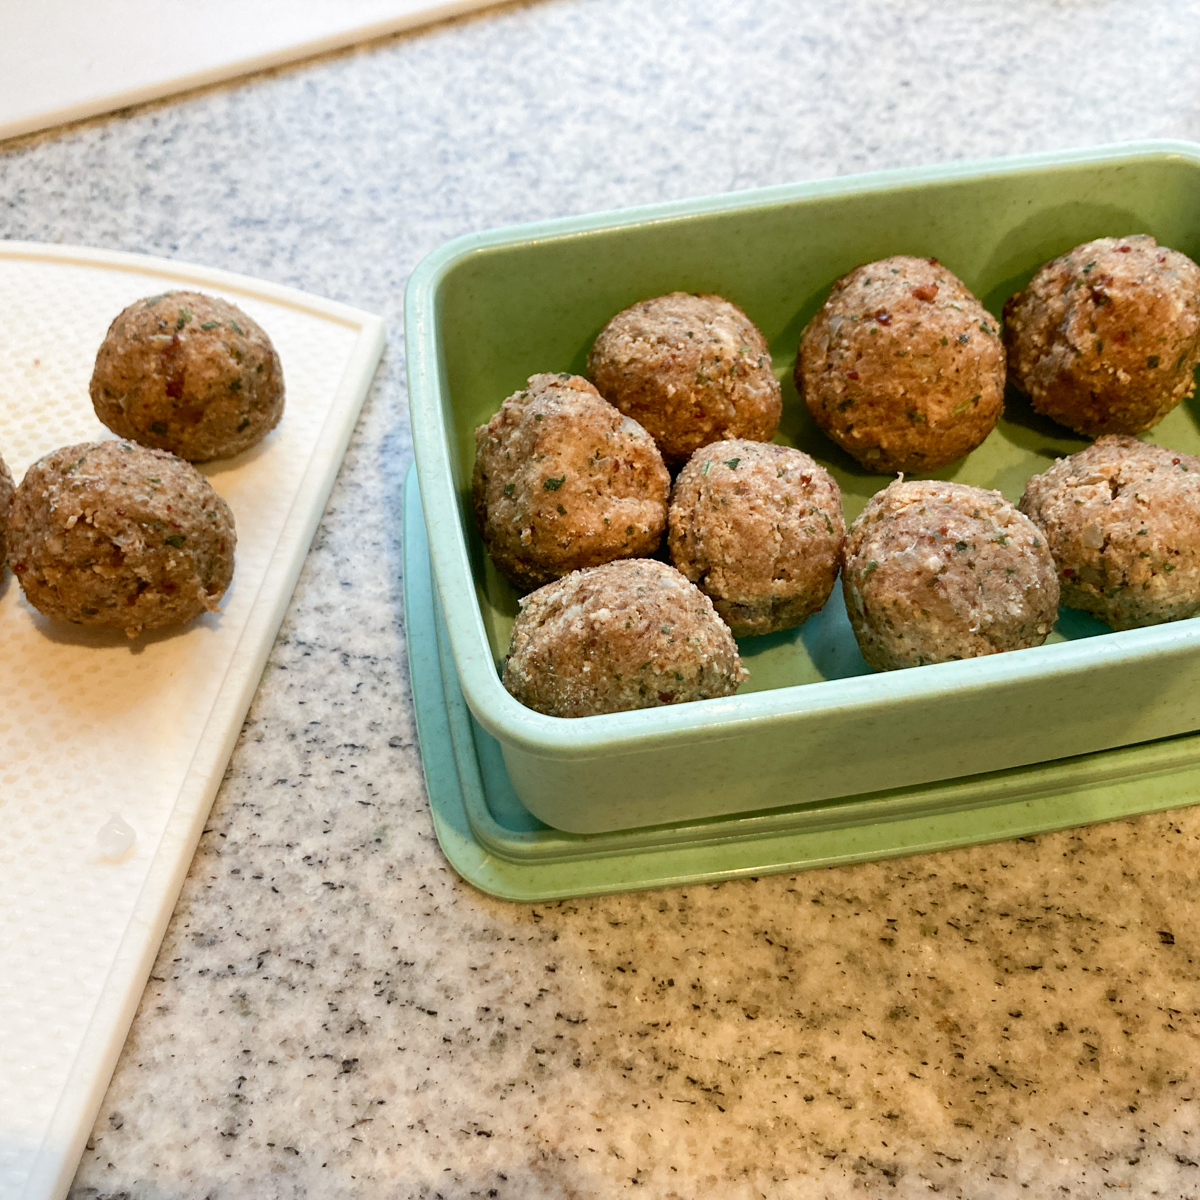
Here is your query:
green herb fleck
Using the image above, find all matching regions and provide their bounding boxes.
[150,421,168,435]
[543,475,566,491]
[503,483,515,497]
[1083,261,1096,273]
[175,307,192,331]
[955,540,969,551]
[1164,563,1177,573]
[144,294,169,307]
[164,534,186,548]
[200,320,221,330]
[557,504,567,515]
[957,332,970,345]
[237,417,251,431]
[701,459,711,476]
[1147,355,1160,369]
[228,377,243,392]
[229,320,246,336]
[940,336,948,346]
[725,458,741,470]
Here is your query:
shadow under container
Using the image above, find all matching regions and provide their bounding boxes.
[406,139,1200,835]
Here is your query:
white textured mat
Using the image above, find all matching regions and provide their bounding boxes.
[0,0,503,143]
[0,244,385,1200]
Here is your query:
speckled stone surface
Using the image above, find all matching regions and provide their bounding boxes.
[5,0,1200,1196]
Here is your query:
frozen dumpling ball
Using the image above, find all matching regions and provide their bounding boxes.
[1004,235,1200,436]
[90,291,284,461]
[588,292,782,467]
[502,559,747,717]
[842,479,1059,671]
[473,372,669,592]
[9,440,236,635]
[1019,435,1200,629]
[796,256,1005,473]
[668,439,844,636]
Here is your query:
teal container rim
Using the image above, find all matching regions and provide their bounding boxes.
[404,138,1200,758]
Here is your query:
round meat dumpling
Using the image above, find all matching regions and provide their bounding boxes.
[588,292,782,467]
[473,372,669,592]
[90,291,285,461]
[668,439,845,636]
[502,559,747,717]
[842,479,1059,671]
[1019,435,1200,629]
[0,453,13,567]
[796,256,1005,473]
[8,440,236,635]
[1004,235,1200,436]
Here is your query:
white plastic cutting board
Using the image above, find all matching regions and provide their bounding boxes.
[0,0,502,142]
[0,244,385,1200]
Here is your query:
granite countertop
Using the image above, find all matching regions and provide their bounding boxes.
[5,1,1200,1196]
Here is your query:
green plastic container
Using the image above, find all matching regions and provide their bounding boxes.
[405,140,1200,835]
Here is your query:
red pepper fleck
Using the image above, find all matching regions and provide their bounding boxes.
[1173,458,1181,465]
[847,370,859,380]
[1063,568,1076,577]
[11,562,25,574]
[928,257,939,265]
[657,692,674,704]
[1117,245,1131,253]
[874,310,892,325]
[1113,330,1129,344]
[911,282,939,303]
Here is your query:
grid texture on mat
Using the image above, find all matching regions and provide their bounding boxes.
[0,246,381,1200]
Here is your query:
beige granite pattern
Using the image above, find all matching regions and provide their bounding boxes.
[1,0,1200,1196]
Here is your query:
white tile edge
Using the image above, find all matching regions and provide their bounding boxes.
[0,1,506,144]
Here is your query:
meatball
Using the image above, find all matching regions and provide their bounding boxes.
[473,373,669,592]
[842,479,1059,671]
[502,559,746,717]
[1004,235,1200,436]
[0,453,12,567]
[91,291,285,461]
[587,292,782,467]
[9,440,236,635]
[1019,435,1200,629]
[668,439,844,636]
[796,256,1005,473]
